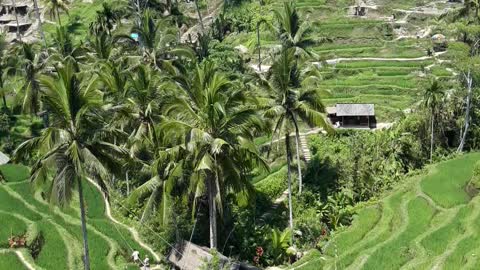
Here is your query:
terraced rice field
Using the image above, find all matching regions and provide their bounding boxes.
[289,153,480,270]
[227,0,455,121]
[0,164,157,269]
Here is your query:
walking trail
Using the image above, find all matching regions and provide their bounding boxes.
[180,0,223,43]
[86,178,163,268]
[0,249,36,270]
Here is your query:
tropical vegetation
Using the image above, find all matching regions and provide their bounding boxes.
[0,0,480,269]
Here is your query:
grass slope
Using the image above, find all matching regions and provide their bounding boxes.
[290,153,480,270]
[0,164,156,269]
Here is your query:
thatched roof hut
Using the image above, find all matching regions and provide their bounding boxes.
[168,241,232,270]
[431,34,446,44]
[335,103,375,117]
[168,241,259,270]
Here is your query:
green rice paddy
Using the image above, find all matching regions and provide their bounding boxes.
[226,0,455,122]
[0,164,156,269]
[289,153,480,270]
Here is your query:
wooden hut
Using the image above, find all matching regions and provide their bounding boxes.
[432,34,447,52]
[327,103,376,128]
[168,241,259,270]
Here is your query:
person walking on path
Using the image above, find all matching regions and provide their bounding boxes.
[131,250,140,266]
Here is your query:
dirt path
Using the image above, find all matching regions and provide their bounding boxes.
[180,0,223,43]
[85,178,162,263]
[0,249,37,270]
[323,51,446,65]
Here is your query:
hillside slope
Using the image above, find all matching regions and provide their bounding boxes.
[289,153,480,270]
[225,0,461,121]
[0,164,157,270]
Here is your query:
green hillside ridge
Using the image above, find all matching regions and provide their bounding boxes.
[0,164,156,269]
[290,153,480,270]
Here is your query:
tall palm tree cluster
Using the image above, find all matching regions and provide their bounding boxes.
[1,2,330,269]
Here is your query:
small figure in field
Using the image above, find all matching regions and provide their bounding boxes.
[141,256,150,270]
[131,250,140,265]
[427,48,432,57]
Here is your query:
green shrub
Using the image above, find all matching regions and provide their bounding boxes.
[470,161,480,189]
[254,166,288,200]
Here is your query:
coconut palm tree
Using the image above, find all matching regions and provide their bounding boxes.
[464,0,480,20]
[92,3,119,35]
[423,79,445,162]
[44,0,70,25]
[32,0,46,46]
[162,61,266,248]
[14,58,126,270]
[133,9,194,70]
[126,139,186,224]
[256,19,268,71]
[0,35,11,110]
[123,65,164,150]
[11,0,21,41]
[443,0,480,22]
[257,48,332,242]
[49,25,80,60]
[194,0,205,33]
[274,2,317,58]
[17,43,46,116]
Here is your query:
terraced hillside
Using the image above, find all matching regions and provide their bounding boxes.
[226,0,460,121]
[288,153,480,270]
[0,164,158,269]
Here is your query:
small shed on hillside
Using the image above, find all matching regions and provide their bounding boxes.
[327,103,376,128]
[168,241,232,270]
[168,241,259,270]
[432,33,447,52]
[0,151,10,165]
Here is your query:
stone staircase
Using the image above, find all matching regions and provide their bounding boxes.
[259,133,314,221]
[299,134,311,163]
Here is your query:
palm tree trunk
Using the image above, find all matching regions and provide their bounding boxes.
[57,7,62,26]
[77,177,91,270]
[32,0,47,47]
[458,69,473,153]
[11,0,22,42]
[2,95,7,109]
[430,111,434,163]
[294,133,303,194]
[292,115,303,194]
[126,171,130,196]
[206,174,217,248]
[257,22,261,72]
[194,0,205,34]
[285,133,294,245]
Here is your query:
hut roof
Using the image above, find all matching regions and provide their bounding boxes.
[1,1,30,7]
[336,103,375,116]
[168,241,235,270]
[432,34,446,43]
[0,14,15,22]
[0,151,10,165]
[6,21,31,27]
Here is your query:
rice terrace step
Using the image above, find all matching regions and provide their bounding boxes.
[288,153,480,270]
